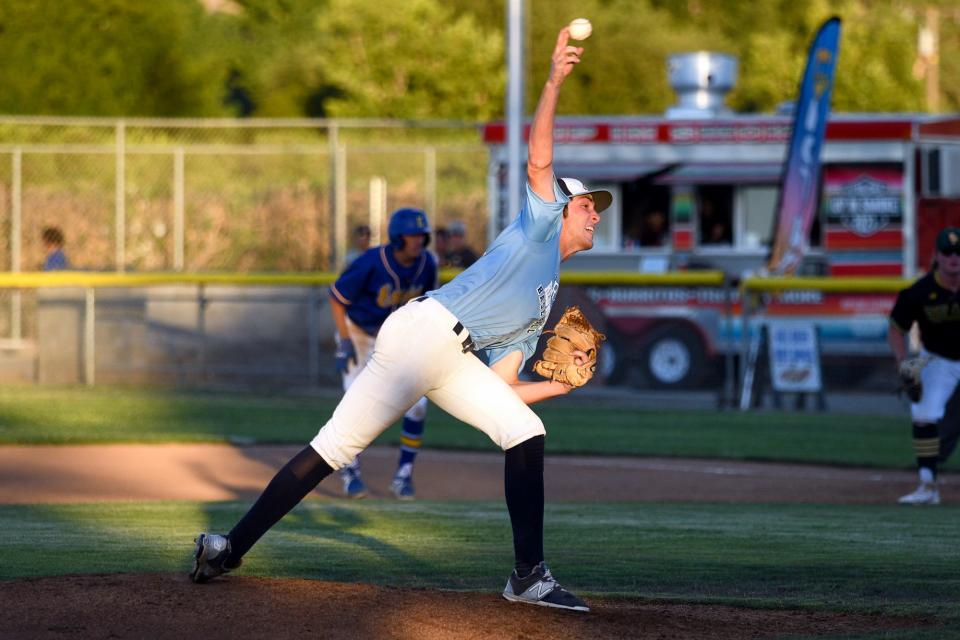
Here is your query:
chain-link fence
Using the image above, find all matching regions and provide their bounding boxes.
[0,116,489,275]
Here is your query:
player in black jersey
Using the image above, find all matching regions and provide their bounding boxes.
[887,227,960,505]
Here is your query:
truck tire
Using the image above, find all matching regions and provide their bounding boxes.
[640,326,707,389]
[598,329,629,385]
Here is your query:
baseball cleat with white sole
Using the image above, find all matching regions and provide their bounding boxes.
[190,533,240,583]
[340,468,367,499]
[502,561,589,612]
[898,483,940,506]
[390,475,415,500]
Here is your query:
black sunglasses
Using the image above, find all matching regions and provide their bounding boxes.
[940,246,960,256]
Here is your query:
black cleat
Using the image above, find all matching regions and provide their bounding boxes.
[190,533,240,583]
[502,561,590,612]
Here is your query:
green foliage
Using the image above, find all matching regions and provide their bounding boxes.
[0,0,231,116]
[302,0,504,119]
[1,0,956,118]
[645,0,938,113]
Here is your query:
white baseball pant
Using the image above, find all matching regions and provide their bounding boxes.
[312,297,545,469]
[342,317,428,422]
[911,350,960,424]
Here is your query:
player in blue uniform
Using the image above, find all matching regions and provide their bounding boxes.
[329,208,437,499]
[193,25,605,612]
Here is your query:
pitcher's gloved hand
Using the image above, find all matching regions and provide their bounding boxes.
[533,306,606,388]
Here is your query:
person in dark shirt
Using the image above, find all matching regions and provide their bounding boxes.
[343,224,371,268]
[443,220,479,268]
[432,226,449,265]
[887,227,960,505]
[638,210,667,247]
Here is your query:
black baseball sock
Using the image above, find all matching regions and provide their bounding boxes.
[504,435,545,578]
[227,445,333,564]
[912,422,939,480]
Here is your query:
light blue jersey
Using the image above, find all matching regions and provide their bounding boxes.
[429,179,569,367]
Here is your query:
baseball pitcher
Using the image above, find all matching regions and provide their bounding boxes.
[192,25,605,612]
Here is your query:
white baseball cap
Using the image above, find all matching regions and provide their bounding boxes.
[557,177,613,213]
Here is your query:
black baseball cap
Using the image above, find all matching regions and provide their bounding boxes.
[936,227,960,253]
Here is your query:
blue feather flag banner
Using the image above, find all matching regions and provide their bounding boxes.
[767,17,842,275]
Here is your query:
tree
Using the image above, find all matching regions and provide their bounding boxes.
[309,0,505,119]
[222,0,333,117]
[0,0,231,116]
[526,0,730,115]
[649,0,933,113]
[231,0,503,119]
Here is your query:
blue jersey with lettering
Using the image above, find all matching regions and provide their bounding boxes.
[331,245,438,336]
[429,180,568,367]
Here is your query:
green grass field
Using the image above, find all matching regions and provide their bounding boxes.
[3,385,960,638]
[0,386,954,470]
[1,501,958,625]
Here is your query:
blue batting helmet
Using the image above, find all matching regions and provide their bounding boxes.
[388,208,431,249]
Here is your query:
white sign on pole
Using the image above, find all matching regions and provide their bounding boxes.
[766,320,822,392]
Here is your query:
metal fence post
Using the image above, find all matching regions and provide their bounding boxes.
[173,146,185,271]
[115,120,126,272]
[197,284,207,381]
[10,148,22,340]
[369,176,386,243]
[84,288,96,386]
[329,122,350,271]
[307,287,320,386]
[738,283,752,410]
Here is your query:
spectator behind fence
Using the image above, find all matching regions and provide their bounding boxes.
[443,220,479,268]
[41,226,70,271]
[432,226,450,265]
[344,224,372,268]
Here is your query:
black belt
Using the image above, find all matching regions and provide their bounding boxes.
[453,321,475,353]
[413,296,475,353]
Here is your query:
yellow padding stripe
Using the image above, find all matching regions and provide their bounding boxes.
[400,435,422,449]
[913,438,941,455]
[0,271,338,288]
[743,276,910,293]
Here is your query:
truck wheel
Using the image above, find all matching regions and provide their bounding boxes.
[640,327,706,389]
[598,330,629,385]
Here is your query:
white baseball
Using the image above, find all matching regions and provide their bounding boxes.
[568,18,592,41]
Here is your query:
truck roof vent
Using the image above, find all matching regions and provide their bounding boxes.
[666,52,738,119]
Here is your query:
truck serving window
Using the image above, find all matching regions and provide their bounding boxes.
[621,181,670,251]
[697,185,733,246]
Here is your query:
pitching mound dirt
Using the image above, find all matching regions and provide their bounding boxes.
[0,573,929,640]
